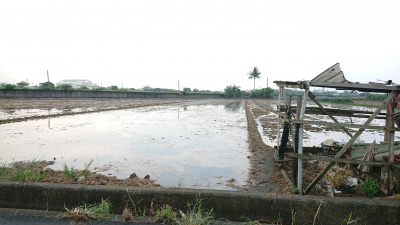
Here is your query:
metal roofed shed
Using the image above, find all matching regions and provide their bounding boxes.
[272,63,400,196]
[56,79,98,89]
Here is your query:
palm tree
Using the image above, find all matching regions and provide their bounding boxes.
[248,67,261,91]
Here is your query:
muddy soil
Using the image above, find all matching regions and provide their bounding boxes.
[244,100,279,192]
[0,98,192,124]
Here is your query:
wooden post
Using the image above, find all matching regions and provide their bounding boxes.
[292,95,302,186]
[384,96,394,141]
[276,86,282,160]
[305,91,396,194]
[388,97,395,193]
[298,88,309,192]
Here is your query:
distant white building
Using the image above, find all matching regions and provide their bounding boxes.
[56,79,98,89]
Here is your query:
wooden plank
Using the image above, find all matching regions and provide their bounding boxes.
[276,87,282,160]
[285,153,400,168]
[289,119,400,131]
[279,106,386,116]
[297,88,309,192]
[310,81,400,93]
[274,146,322,153]
[269,109,291,123]
[278,106,387,118]
[308,91,353,137]
[305,91,397,194]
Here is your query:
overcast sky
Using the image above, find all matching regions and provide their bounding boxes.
[1,0,399,91]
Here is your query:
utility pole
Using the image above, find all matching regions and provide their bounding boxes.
[178,80,180,91]
[47,70,50,89]
[267,77,268,88]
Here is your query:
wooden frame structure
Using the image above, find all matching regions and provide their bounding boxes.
[272,79,400,194]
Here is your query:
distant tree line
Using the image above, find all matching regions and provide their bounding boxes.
[223,85,274,99]
[365,93,387,101]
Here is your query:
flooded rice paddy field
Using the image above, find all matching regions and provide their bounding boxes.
[0,99,249,190]
[0,98,398,191]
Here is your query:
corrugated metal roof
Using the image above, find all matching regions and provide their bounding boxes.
[311,63,349,83]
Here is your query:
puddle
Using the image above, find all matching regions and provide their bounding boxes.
[0,108,95,120]
[0,101,249,190]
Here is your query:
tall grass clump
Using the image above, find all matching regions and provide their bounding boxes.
[62,198,112,222]
[63,163,77,178]
[11,160,47,182]
[63,159,94,179]
[155,204,177,224]
[175,196,214,225]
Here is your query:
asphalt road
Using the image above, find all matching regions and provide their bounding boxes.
[0,214,131,225]
[0,208,153,225]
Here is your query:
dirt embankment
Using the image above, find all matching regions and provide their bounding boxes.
[244,100,279,192]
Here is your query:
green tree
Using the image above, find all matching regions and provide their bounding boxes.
[224,85,243,98]
[248,67,261,91]
[1,83,16,90]
[110,85,118,90]
[57,84,73,90]
[182,87,191,95]
[17,81,29,88]
[78,86,89,90]
[40,82,54,89]
[250,87,274,98]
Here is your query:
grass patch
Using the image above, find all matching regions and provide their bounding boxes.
[63,159,94,179]
[0,162,9,180]
[175,196,214,225]
[62,198,112,222]
[155,204,177,224]
[63,163,76,178]
[1,160,48,182]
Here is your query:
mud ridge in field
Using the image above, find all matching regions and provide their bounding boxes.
[0,99,189,124]
[245,100,279,193]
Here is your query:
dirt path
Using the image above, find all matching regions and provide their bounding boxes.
[244,100,280,193]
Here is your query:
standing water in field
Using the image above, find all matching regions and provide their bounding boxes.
[0,101,249,190]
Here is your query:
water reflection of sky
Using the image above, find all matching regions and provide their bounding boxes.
[0,101,249,190]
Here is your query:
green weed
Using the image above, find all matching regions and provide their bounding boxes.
[126,189,147,216]
[289,186,299,194]
[0,162,9,180]
[154,204,177,224]
[80,159,94,178]
[360,178,380,198]
[341,211,365,225]
[11,160,46,182]
[63,159,94,179]
[63,163,76,178]
[242,218,261,225]
[63,198,112,222]
[175,196,214,225]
